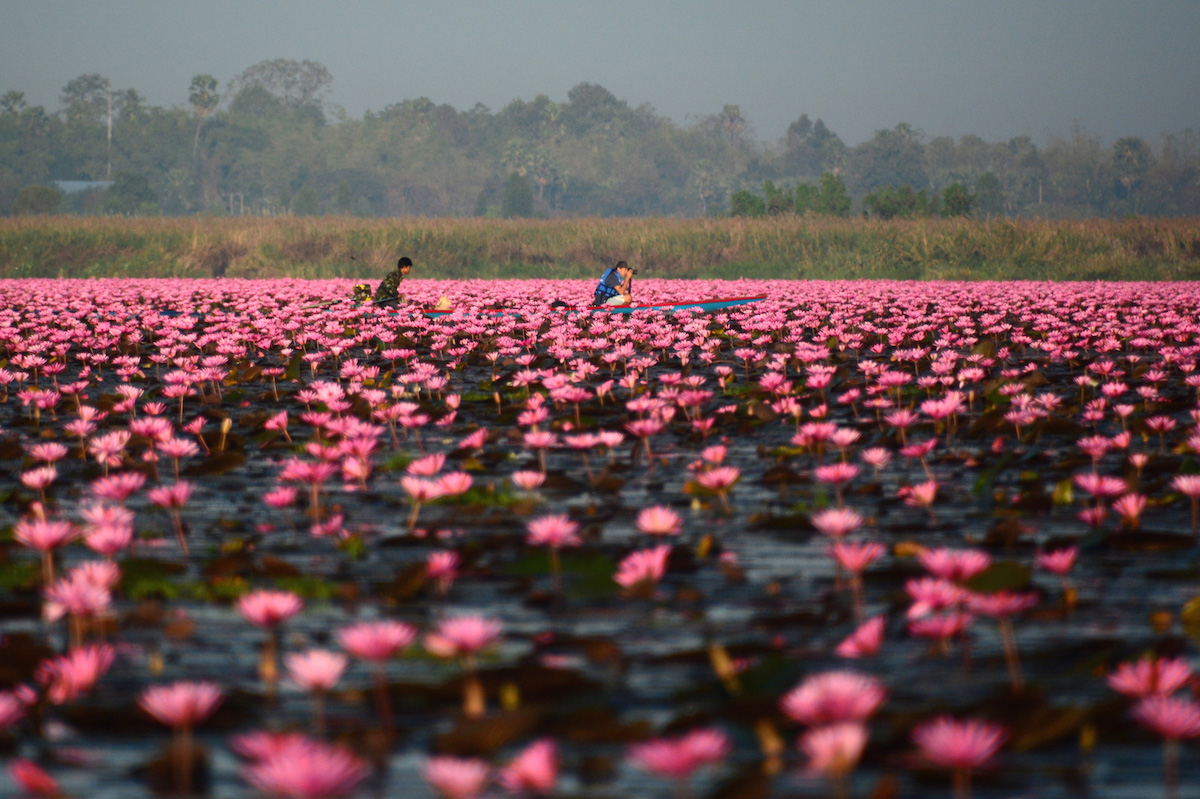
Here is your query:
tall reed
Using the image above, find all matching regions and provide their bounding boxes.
[2,215,1198,281]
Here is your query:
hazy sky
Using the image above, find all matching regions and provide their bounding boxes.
[2,1,1196,146]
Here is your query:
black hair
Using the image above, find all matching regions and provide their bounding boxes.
[615,260,628,270]
[398,257,413,268]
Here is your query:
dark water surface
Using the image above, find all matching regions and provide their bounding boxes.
[1,278,1199,798]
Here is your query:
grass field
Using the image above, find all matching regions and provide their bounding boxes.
[2,214,1199,281]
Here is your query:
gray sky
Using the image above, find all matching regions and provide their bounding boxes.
[2,1,1196,146]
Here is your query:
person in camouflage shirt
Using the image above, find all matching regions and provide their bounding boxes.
[374,257,412,303]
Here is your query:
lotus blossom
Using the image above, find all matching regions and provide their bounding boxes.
[912,716,1007,795]
[242,736,370,799]
[629,727,731,781]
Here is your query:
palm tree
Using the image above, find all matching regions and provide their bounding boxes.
[188,75,220,163]
[718,104,744,147]
[1112,137,1152,213]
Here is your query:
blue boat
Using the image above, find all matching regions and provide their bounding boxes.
[419,295,766,318]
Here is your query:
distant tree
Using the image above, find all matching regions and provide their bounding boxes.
[229,85,283,117]
[500,172,534,218]
[231,59,332,119]
[1112,136,1152,212]
[793,182,818,214]
[292,186,319,216]
[1,90,27,116]
[719,104,745,146]
[60,74,110,124]
[473,189,489,217]
[11,184,63,215]
[941,182,975,217]
[188,74,220,161]
[104,171,157,214]
[763,180,793,215]
[782,115,843,176]
[688,159,725,215]
[335,182,353,214]
[60,73,115,176]
[501,138,534,176]
[1043,125,1111,212]
[974,172,1004,216]
[560,83,630,137]
[114,89,145,120]
[815,172,851,217]
[863,184,931,219]
[849,123,928,194]
[729,189,765,217]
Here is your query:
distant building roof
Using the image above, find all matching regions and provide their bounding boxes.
[55,180,113,195]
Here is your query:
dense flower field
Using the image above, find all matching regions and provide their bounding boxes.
[2,277,1200,799]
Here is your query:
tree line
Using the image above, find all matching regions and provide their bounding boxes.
[2,59,1197,219]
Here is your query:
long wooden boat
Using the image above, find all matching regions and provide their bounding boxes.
[419,295,767,318]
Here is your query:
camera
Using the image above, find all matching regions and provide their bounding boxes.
[630,268,638,275]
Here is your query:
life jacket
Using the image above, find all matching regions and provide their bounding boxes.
[594,268,621,304]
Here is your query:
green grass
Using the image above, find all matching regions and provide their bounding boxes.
[2,215,1199,280]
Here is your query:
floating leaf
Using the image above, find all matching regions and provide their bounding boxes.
[183,451,246,476]
[965,561,1032,593]
[0,561,38,591]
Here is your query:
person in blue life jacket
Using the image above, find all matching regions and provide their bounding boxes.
[593,260,636,306]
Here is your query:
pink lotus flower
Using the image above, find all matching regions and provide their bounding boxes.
[1131,695,1200,740]
[1073,472,1126,498]
[629,727,730,780]
[425,616,503,659]
[424,756,490,799]
[243,736,370,799]
[912,716,1007,771]
[695,466,740,513]
[0,691,28,730]
[499,738,558,795]
[1108,656,1193,698]
[636,505,683,536]
[36,644,114,704]
[511,470,545,491]
[908,612,973,644]
[799,721,868,779]
[836,616,886,658]
[237,589,304,628]
[1036,547,1078,576]
[614,545,671,590]
[811,507,864,538]
[286,649,348,693]
[14,517,76,553]
[829,540,884,575]
[966,591,1038,618]
[900,480,938,510]
[919,548,991,582]
[263,485,298,509]
[407,452,446,476]
[139,681,223,728]
[337,620,417,662]
[780,670,887,725]
[43,569,112,622]
[860,447,892,473]
[427,550,461,594]
[815,462,858,485]
[90,471,146,501]
[526,514,581,549]
[436,471,474,497]
[906,577,968,619]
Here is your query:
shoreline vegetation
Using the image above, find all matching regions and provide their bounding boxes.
[2,215,1199,281]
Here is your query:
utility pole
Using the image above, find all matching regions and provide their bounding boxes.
[106,87,113,178]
